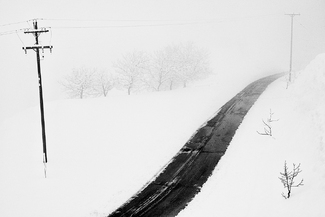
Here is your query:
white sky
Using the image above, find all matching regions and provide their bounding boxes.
[0,0,325,122]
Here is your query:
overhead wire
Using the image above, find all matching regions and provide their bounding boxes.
[297,21,324,50]
[15,30,25,47]
[0,28,25,36]
[41,13,282,23]
[0,20,29,27]
[0,13,283,36]
[26,19,33,28]
[0,19,32,36]
[41,18,186,22]
[45,13,283,30]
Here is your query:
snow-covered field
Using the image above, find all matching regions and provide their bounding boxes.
[1,54,325,217]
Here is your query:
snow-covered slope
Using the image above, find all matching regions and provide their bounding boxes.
[1,53,325,217]
[178,54,325,217]
[0,74,240,217]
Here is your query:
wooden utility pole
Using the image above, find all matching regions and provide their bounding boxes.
[23,20,53,168]
[285,13,300,82]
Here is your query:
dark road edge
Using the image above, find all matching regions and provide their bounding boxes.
[108,73,285,217]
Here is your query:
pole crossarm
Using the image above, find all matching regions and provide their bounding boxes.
[23,45,53,50]
[24,29,49,34]
[285,13,300,17]
[22,45,53,53]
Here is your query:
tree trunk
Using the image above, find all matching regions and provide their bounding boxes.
[183,81,187,88]
[157,83,162,91]
[103,85,107,97]
[287,188,291,198]
[80,88,83,99]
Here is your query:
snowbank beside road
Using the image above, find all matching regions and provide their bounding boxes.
[178,54,325,217]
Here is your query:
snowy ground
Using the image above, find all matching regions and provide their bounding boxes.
[1,54,325,217]
[179,54,325,217]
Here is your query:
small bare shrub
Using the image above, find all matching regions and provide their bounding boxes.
[257,109,279,136]
[279,161,304,199]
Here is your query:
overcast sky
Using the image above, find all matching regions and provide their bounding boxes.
[0,0,324,122]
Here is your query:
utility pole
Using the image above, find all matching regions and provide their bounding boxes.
[23,20,52,174]
[285,13,300,82]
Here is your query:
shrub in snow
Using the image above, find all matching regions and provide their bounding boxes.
[257,109,278,137]
[279,161,304,199]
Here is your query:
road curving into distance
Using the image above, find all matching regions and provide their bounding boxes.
[108,73,285,217]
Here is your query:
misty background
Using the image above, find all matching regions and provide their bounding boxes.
[0,0,324,123]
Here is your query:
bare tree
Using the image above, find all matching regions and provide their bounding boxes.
[142,43,212,91]
[60,67,97,99]
[279,161,304,199]
[93,69,114,97]
[113,51,149,95]
[170,42,211,88]
[142,49,176,91]
[113,43,212,93]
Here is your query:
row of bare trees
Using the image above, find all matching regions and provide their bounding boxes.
[60,68,114,99]
[60,42,212,98]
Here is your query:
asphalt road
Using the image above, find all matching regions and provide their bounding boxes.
[108,73,284,217]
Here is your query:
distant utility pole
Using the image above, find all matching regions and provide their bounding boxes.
[285,13,300,82]
[23,20,53,169]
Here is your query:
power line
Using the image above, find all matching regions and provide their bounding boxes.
[50,22,205,29]
[297,21,324,50]
[41,18,184,22]
[0,28,25,36]
[0,20,30,27]
[0,19,42,37]
[46,13,283,29]
[15,30,25,47]
[0,13,282,36]
[0,19,31,36]
[42,13,281,23]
